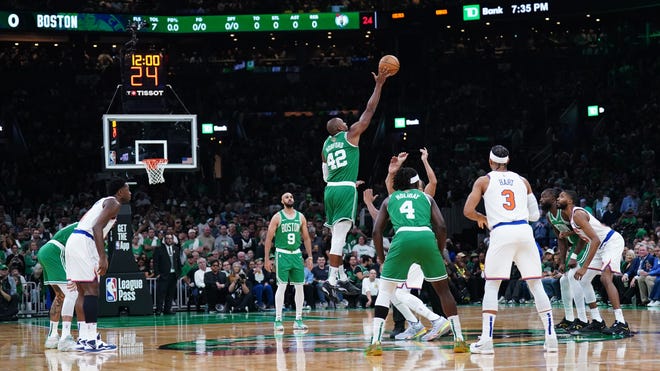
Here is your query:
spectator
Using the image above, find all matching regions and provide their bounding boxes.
[226,262,253,313]
[248,259,274,310]
[311,256,330,308]
[214,225,235,253]
[0,264,18,321]
[622,243,656,305]
[360,269,380,308]
[203,259,228,313]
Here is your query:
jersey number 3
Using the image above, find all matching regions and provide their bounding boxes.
[501,189,516,210]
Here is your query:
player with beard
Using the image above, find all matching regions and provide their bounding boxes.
[540,188,605,334]
[264,192,313,333]
[557,190,632,336]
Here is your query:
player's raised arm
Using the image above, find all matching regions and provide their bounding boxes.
[420,147,437,197]
[346,68,391,145]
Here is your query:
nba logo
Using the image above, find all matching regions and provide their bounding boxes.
[106,277,118,302]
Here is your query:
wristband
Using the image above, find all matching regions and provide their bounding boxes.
[570,253,578,260]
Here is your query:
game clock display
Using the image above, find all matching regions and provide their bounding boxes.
[122,53,166,97]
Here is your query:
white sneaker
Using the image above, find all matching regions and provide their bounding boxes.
[544,336,558,353]
[648,300,660,307]
[395,321,427,340]
[83,334,117,353]
[421,318,451,341]
[45,335,60,349]
[470,339,494,354]
[57,335,78,352]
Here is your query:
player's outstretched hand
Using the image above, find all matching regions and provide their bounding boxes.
[363,189,378,205]
[420,147,429,162]
[372,67,392,83]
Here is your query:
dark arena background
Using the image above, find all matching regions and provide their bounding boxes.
[0,0,659,370]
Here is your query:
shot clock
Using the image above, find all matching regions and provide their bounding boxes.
[122,52,166,97]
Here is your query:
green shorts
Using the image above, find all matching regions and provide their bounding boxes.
[275,248,305,285]
[567,243,590,267]
[324,183,357,227]
[381,230,447,282]
[37,241,67,285]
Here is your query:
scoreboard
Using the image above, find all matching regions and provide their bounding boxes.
[0,11,372,33]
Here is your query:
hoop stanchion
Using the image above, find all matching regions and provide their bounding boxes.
[142,158,168,184]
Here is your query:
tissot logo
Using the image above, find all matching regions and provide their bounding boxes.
[463,5,481,21]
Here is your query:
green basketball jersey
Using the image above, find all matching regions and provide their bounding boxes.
[322,131,359,182]
[547,210,579,247]
[52,222,78,248]
[274,210,302,251]
[387,189,432,232]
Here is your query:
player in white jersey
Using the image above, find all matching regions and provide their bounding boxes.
[464,145,557,354]
[557,189,632,337]
[65,177,132,352]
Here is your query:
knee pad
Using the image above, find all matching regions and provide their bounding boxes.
[482,280,501,312]
[330,221,352,256]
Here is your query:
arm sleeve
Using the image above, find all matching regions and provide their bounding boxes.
[527,193,540,222]
[322,163,329,182]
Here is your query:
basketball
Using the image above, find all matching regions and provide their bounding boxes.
[379,54,400,75]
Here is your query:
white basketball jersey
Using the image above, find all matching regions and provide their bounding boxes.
[570,206,611,242]
[77,196,117,238]
[483,170,530,229]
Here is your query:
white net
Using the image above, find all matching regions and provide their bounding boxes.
[142,158,168,184]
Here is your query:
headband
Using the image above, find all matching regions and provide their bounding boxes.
[489,151,509,164]
[410,174,420,184]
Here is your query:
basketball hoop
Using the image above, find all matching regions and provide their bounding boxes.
[142,158,168,184]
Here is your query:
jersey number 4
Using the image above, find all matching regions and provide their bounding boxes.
[326,149,347,170]
[501,189,516,210]
[399,200,416,219]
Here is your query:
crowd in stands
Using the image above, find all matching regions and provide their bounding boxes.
[1,3,660,316]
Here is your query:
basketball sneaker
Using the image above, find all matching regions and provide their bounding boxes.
[470,339,494,354]
[394,321,426,340]
[602,321,632,337]
[580,319,606,333]
[83,335,117,353]
[74,338,87,351]
[544,336,559,352]
[422,318,451,341]
[364,342,383,356]
[274,319,284,332]
[57,335,78,352]
[555,317,573,331]
[567,319,589,335]
[337,280,361,295]
[293,319,308,331]
[45,335,59,349]
[454,339,470,353]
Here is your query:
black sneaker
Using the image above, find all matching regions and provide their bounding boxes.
[567,319,589,335]
[338,280,361,296]
[580,319,606,333]
[389,327,405,339]
[555,318,573,331]
[602,321,632,337]
[322,282,340,303]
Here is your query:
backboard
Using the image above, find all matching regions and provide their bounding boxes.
[102,114,197,170]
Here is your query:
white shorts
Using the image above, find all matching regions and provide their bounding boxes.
[484,223,542,280]
[587,231,624,274]
[397,263,424,289]
[65,233,99,282]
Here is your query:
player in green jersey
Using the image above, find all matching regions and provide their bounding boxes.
[365,167,467,356]
[37,222,84,350]
[321,67,391,296]
[264,192,313,333]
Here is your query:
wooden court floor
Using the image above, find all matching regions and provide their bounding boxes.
[2,304,659,370]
